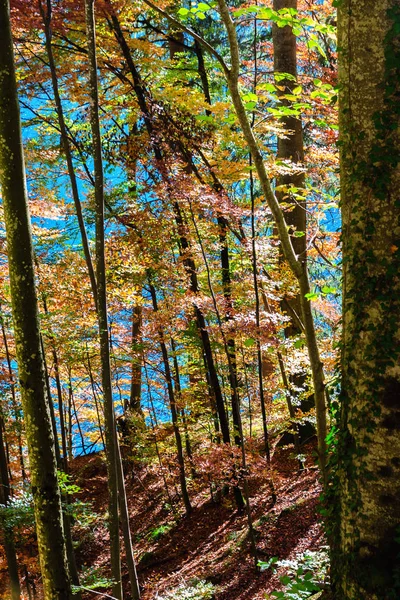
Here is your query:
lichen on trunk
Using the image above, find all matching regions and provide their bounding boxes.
[335,1,400,597]
[0,1,71,597]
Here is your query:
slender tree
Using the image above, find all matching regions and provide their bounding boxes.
[0,417,21,600]
[0,309,26,481]
[84,0,122,596]
[0,1,72,597]
[272,0,314,444]
[39,0,98,305]
[148,281,192,516]
[104,6,231,445]
[128,305,143,415]
[85,3,141,598]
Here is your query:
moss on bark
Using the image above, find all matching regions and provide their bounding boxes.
[335,1,400,598]
[0,1,72,598]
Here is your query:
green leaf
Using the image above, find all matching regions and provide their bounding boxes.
[244,101,257,110]
[244,337,255,347]
[243,92,258,103]
[294,339,305,349]
[321,286,336,294]
[196,114,214,123]
[307,38,327,59]
[275,71,297,82]
[198,2,211,10]
[258,7,273,19]
[178,7,189,16]
[305,292,319,301]
[259,83,277,93]
[293,230,305,237]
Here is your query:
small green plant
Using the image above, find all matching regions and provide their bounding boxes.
[278,548,330,586]
[227,530,240,542]
[148,523,173,541]
[71,566,115,593]
[57,470,81,495]
[57,470,99,528]
[266,570,321,599]
[0,491,34,530]
[158,578,215,600]
[260,548,329,599]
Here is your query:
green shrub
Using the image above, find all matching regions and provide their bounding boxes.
[71,565,114,593]
[148,523,173,541]
[0,491,34,530]
[260,547,330,600]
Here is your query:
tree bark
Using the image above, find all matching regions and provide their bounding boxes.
[272,0,315,444]
[148,282,192,516]
[334,2,400,598]
[128,305,143,414]
[0,1,72,597]
[84,0,122,596]
[0,417,21,600]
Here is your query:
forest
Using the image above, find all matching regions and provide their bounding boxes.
[0,0,399,598]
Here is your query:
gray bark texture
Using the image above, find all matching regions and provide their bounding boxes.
[0,1,72,597]
[335,0,400,598]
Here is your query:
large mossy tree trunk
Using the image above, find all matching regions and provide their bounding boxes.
[0,1,72,598]
[335,1,400,598]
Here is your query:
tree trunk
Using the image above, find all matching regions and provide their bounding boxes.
[128,305,143,414]
[116,440,141,599]
[84,0,122,596]
[0,310,26,481]
[0,417,21,600]
[334,2,400,598]
[171,338,197,478]
[53,349,69,469]
[87,352,106,449]
[148,282,192,516]
[272,0,315,445]
[0,1,72,597]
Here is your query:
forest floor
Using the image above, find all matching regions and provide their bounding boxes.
[0,440,328,599]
